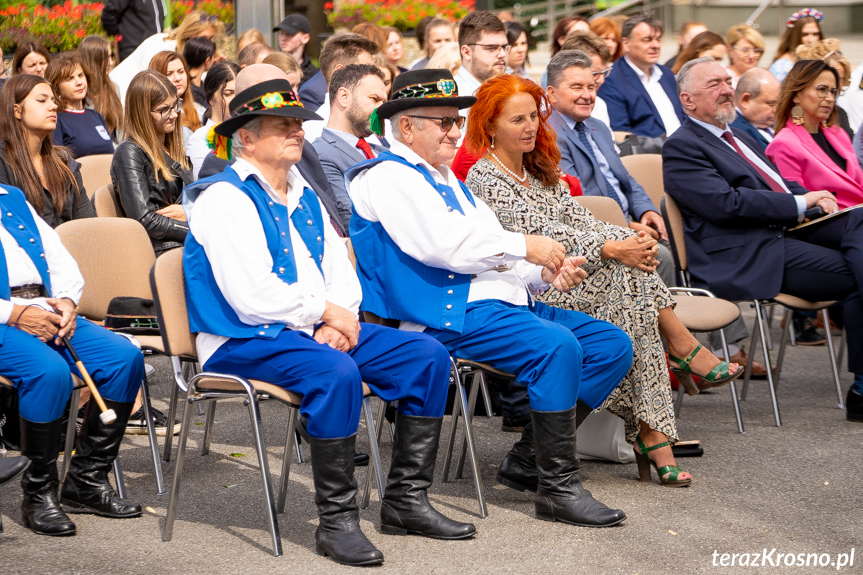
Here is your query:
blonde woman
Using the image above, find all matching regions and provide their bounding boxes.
[110,11,225,103]
[725,24,765,87]
[110,71,191,255]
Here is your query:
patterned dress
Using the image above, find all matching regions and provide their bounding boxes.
[466,158,678,443]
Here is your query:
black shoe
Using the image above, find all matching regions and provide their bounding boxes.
[501,413,531,432]
[0,455,29,486]
[125,405,180,437]
[496,401,592,494]
[19,417,76,536]
[532,406,626,528]
[308,434,383,566]
[847,388,863,423]
[380,414,476,540]
[61,400,142,519]
[793,316,827,346]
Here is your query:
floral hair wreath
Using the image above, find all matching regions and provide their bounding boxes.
[787,8,823,28]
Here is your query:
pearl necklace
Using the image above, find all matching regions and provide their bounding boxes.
[490,151,528,184]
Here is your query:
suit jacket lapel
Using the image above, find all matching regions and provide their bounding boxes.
[687,119,774,186]
[622,61,660,118]
[798,125,859,186]
[323,128,365,163]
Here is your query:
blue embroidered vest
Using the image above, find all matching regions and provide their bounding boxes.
[0,186,53,344]
[346,150,474,333]
[183,167,326,339]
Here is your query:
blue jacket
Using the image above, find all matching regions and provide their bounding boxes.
[297,71,327,112]
[729,114,771,152]
[661,117,807,301]
[549,110,659,222]
[183,167,326,339]
[598,58,685,138]
[346,151,473,333]
[0,186,52,344]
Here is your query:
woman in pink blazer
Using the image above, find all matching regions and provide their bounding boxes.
[767,59,863,209]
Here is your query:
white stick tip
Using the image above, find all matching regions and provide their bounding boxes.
[100,410,118,425]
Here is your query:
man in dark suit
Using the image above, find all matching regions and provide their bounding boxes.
[729,67,781,152]
[546,49,677,288]
[662,57,863,421]
[597,14,686,138]
[312,64,390,232]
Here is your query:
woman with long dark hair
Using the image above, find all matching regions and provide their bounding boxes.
[78,36,124,141]
[505,22,531,79]
[187,61,239,179]
[671,31,727,75]
[770,8,823,82]
[182,36,216,113]
[0,75,94,226]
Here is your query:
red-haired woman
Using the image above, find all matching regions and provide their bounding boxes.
[464,74,742,488]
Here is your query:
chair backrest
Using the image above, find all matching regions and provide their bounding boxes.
[573,195,628,228]
[77,154,114,199]
[620,153,664,208]
[150,248,197,359]
[93,184,125,217]
[661,195,687,272]
[56,218,156,321]
[612,131,632,144]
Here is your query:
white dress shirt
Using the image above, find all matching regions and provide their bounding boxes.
[187,158,362,364]
[592,96,613,133]
[348,140,548,331]
[689,116,806,220]
[188,119,216,180]
[0,200,84,324]
[454,67,482,147]
[624,56,680,135]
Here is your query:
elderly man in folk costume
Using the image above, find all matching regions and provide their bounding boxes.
[346,69,634,529]
[181,64,475,567]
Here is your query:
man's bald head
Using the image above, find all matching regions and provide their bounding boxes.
[735,66,781,129]
[735,67,779,101]
[235,63,289,94]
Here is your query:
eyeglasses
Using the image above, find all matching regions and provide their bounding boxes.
[731,45,764,56]
[199,14,219,25]
[813,84,839,99]
[592,65,613,79]
[406,115,466,131]
[152,98,182,119]
[468,43,511,55]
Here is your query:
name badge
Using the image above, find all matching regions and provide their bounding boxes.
[96,125,111,141]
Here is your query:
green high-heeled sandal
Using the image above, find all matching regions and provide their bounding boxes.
[668,343,743,396]
[634,437,692,488]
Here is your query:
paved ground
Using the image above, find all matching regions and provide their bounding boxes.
[1,305,860,574]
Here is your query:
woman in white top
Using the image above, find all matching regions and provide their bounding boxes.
[187,61,239,179]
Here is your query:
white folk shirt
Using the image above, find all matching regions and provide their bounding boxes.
[624,56,681,136]
[348,140,548,331]
[454,67,482,147]
[187,157,362,364]
[0,198,84,323]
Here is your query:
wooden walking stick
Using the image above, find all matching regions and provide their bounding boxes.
[62,336,117,425]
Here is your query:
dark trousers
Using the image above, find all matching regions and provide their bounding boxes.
[784,209,863,373]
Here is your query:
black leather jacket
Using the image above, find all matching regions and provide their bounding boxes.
[111,140,192,254]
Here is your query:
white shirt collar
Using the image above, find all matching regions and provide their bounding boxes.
[230,157,313,209]
[455,66,482,94]
[688,115,732,139]
[623,55,662,82]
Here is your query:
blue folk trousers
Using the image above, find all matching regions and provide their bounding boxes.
[0,318,144,423]
[425,300,633,412]
[203,323,451,439]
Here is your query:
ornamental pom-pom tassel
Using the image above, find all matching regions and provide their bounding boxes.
[370,108,384,137]
[206,124,233,160]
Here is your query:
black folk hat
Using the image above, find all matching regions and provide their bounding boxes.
[374,68,477,120]
[214,78,322,137]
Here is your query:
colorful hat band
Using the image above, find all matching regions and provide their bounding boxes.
[392,79,459,101]
[234,91,303,117]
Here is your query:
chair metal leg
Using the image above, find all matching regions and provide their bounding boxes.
[442,359,462,483]
[0,506,3,533]
[837,330,847,372]
[276,406,298,514]
[361,398,389,509]
[741,305,763,402]
[140,368,166,495]
[673,382,685,417]
[456,371,482,480]
[360,397,386,509]
[478,371,494,418]
[754,300,782,427]
[245,392,282,557]
[201,401,217,456]
[823,309,845,409]
[162,390,196,542]
[294,430,305,464]
[720,328,745,434]
[61,387,81,482]
[162,359,183,463]
[113,457,126,500]
[764,304,774,350]
[456,369,487,519]
[774,309,792,385]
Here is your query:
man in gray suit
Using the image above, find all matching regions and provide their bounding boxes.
[545,50,677,288]
[312,64,390,232]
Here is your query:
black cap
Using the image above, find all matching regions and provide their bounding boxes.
[274,14,311,36]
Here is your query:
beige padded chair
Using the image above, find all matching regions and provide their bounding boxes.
[620,153,665,208]
[77,155,114,199]
[613,131,633,144]
[56,218,167,492]
[92,184,124,218]
[662,195,843,429]
[573,195,629,228]
[151,249,384,556]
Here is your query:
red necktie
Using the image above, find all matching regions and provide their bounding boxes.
[720,132,786,193]
[356,138,375,160]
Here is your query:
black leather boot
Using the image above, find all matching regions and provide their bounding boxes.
[532,406,626,527]
[20,417,76,536]
[309,433,383,566]
[380,414,476,539]
[60,400,141,518]
[496,400,592,493]
[0,455,29,486]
